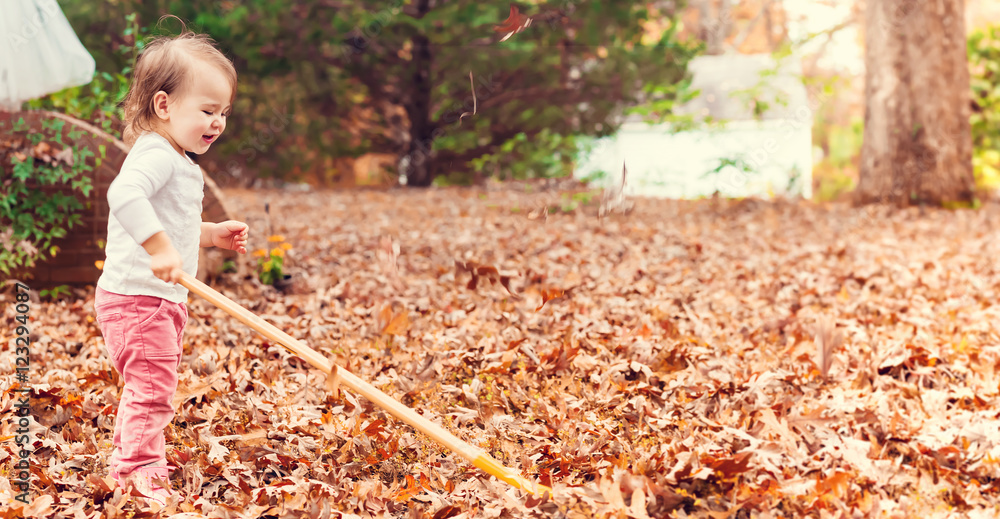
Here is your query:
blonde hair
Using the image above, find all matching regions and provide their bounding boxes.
[120,24,237,145]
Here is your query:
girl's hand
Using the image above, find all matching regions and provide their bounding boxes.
[212,221,249,254]
[142,231,184,284]
[150,246,184,284]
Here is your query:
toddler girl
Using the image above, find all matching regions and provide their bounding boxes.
[94,28,248,507]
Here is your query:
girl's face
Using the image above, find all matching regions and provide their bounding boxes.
[153,60,233,156]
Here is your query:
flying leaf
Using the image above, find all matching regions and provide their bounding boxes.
[377,235,399,277]
[815,316,844,379]
[455,260,521,299]
[599,161,631,217]
[535,287,565,311]
[495,5,533,43]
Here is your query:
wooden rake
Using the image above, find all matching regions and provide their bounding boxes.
[178,272,550,497]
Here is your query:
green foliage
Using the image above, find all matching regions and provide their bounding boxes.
[54,1,697,186]
[699,154,765,198]
[254,236,291,286]
[39,285,73,300]
[220,259,237,274]
[726,60,792,121]
[572,136,608,183]
[258,251,285,285]
[825,118,864,169]
[28,12,144,136]
[702,155,755,179]
[0,117,98,276]
[969,25,1000,191]
[558,190,600,213]
[810,115,862,201]
[807,73,860,202]
[942,198,983,210]
[466,129,577,182]
[814,173,855,202]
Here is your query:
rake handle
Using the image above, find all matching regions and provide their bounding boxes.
[178,272,550,496]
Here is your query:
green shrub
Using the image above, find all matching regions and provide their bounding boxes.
[466,129,578,182]
[969,25,1000,190]
[0,117,99,276]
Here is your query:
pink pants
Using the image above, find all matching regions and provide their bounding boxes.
[94,287,187,480]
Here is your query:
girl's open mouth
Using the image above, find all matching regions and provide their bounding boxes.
[202,135,216,144]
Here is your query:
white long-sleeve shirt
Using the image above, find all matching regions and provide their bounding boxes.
[97,132,204,303]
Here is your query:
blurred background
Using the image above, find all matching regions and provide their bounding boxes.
[8,0,1000,199]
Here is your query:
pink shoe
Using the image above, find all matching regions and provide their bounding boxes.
[124,465,174,507]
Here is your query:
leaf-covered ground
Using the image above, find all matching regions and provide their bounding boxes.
[5,187,1000,518]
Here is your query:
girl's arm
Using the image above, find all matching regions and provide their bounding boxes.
[107,148,176,248]
[200,222,217,247]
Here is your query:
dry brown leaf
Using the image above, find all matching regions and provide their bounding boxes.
[383,309,410,336]
[19,187,1000,517]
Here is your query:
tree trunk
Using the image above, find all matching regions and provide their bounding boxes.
[403,1,434,187]
[856,0,974,206]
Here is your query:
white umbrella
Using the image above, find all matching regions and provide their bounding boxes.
[0,0,96,110]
